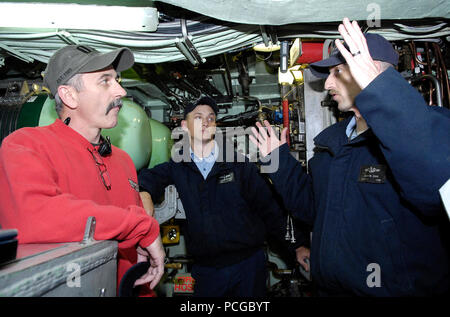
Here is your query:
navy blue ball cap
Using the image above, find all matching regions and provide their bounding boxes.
[184,96,219,119]
[118,261,150,297]
[309,33,399,78]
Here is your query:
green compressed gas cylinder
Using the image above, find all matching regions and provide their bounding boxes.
[38,97,152,171]
[1,95,47,143]
[38,95,58,127]
[148,118,173,168]
[17,95,49,129]
[99,99,152,171]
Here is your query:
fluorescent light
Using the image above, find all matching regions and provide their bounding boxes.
[0,3,158,31]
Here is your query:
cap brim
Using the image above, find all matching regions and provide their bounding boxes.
[80,48,134,74]
[309,54,345,79]
[184,96,219,118]
[118,261,150,297]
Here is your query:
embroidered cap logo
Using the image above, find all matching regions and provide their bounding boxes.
[87,147,111,190]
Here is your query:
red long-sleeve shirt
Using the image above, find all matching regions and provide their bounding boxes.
[0,119,159,293]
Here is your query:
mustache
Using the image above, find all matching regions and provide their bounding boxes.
[105,99,123,115]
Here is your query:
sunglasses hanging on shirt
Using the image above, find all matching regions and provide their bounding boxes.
[87,147,112,190]
[65,116,113,189]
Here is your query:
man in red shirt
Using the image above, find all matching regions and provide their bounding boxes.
[0,45,165,295]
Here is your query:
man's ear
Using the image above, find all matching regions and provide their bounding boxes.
[57,85,78,110]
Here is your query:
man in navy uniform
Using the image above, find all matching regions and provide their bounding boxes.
[139,96,310,297]
[251,18,449,296]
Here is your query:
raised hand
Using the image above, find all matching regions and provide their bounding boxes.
[334,17,382,89]
[250,120,287,157]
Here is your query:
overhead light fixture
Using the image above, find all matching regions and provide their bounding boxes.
[0,3,159,31]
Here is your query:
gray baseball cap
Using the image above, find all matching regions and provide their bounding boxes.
[43,45,134,97]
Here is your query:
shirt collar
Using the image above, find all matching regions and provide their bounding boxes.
[345,116,358,140]
[189,141,219,163]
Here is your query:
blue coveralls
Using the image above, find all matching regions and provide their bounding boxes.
[267,68,449,296]
[138,143,308,296]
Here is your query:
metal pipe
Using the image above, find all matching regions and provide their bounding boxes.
[431,43,446,107]
[432,42,450,107]
[412,74,443,107]
[223,54,234,98]
[424,42,433,105]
